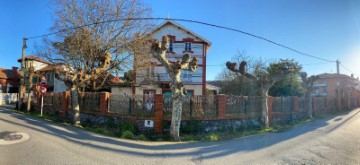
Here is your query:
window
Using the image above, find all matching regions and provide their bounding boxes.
[185,42,191,51]
[168,38,173,52]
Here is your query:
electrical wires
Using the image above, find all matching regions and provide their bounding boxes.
[26,17,336,63]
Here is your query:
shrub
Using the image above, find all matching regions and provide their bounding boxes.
[119,121,135,133]
[121,130,134,139]
[138,134,147,141]
[181,135,194,141]
[209,133,219,141]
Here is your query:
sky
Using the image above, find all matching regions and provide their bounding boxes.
[1,0,359,80]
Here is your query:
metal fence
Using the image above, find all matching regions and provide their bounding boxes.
[225,96,262,117]
[78,92,100,112]
[109,94,154,115]
[43,92,63,114]
[0,93,18,105]
[163,95,218,118]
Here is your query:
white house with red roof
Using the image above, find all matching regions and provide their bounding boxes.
[112,20,211,96]
[18,55,68,92]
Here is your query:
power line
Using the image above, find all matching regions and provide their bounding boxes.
[26,17,336,63]
[340,63,352,73]
[302,62,333,66]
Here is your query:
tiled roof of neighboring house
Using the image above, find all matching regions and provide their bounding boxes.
[17,55,51,64]
[149,20,212,46]
[110,75,124,84]
[0,68,18,79]
[317,73,352,79]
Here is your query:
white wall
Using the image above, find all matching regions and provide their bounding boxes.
[54,77,68,92]
[111,87,132,95]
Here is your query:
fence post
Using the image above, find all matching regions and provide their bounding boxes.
[61,91,70,119]
[267,97,273,126]
[312,97,316,116]
[99,92,110,115]
[293,97,299,113]
[154,94,163,134]
[217,94,226,119]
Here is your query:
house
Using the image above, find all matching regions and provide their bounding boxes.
[112,20,211,96]
[0,67,19,93]
[312,73,360,97]
[18,55,68,92]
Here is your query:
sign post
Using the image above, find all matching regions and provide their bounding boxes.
[40,81,47,116]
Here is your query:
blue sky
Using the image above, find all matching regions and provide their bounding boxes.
[1,0,359,80]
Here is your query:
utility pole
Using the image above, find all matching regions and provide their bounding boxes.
[336,59,341,112]
[18,37,27,109]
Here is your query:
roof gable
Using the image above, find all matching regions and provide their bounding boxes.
[149,20,211,46]
[18,55,51,65]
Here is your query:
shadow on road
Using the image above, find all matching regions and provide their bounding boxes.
[1,105,359,160]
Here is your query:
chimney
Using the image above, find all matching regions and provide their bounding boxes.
[12,66,18,71]
[351,74,354,79]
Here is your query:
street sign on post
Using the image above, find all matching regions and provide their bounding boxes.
[39,81,47,116]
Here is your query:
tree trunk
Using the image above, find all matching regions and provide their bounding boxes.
[27,93,32,112]
[170,93,183,141]
[71,86,81,126]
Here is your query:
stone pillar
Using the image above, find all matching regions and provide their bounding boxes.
[217,94,226,119]
[99,92,110,115]
[61,91,70,118]
[154,94,163,134]
[267,97,273,126]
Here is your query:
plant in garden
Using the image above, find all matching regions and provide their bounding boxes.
[121,130,134,139]
[226,59,302,128]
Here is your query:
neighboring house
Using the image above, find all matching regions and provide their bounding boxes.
[312,73,360,97]
[36,64,68,92]
[206,83,221,95]
[0,67,19,93]
[112,20,211,96]
[18,55,68,92]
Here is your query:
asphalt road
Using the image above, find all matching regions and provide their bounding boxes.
[1,105,360,165]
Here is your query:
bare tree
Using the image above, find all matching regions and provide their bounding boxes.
[150,36,198,141]
[39,0,152,126]
[226,59,301,128]
[216,51,267,96]
[300,72,319,118]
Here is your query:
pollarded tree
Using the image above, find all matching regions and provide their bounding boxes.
[226,59,301,128]
[300,72,319,118]
[216,51,266,96]
[150,36,198,141]
[39,0,152,126]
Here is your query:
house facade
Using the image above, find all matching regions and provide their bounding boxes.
[18,55,68,93]
[0,67,19,93]
[312,73,360,97]
[113,20,211,96]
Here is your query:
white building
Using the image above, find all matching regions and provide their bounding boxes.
[112,20,211,96]
[18,55,68,92]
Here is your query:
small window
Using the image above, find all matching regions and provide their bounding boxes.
[185,42,191,51]
[168,38,173,52]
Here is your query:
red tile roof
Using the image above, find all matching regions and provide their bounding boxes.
[0,68,18,79]
[17,55,51,64]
